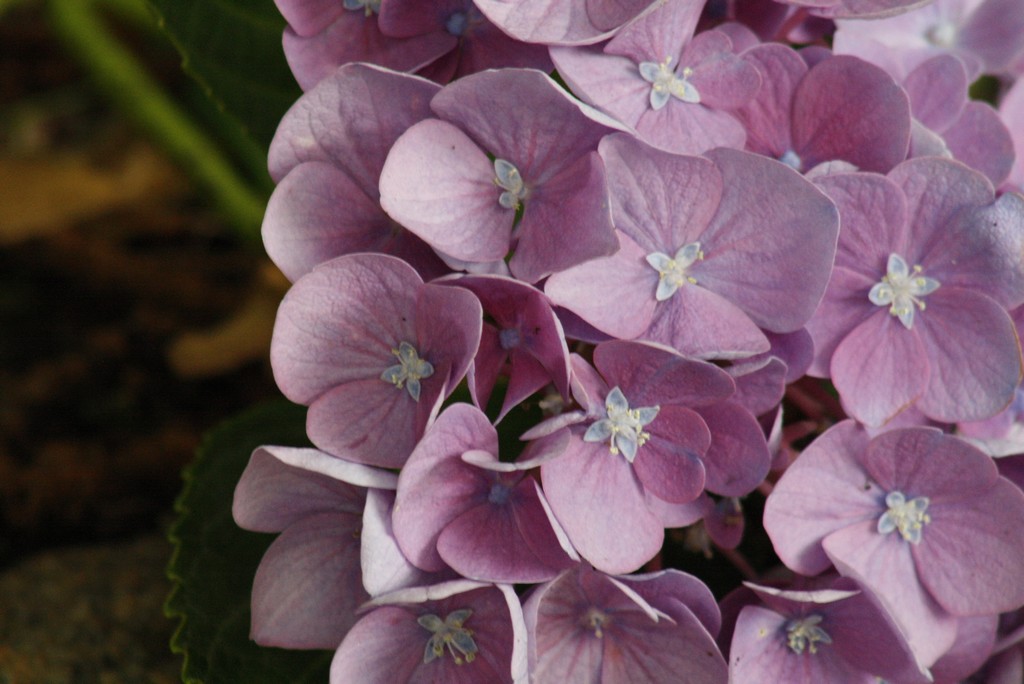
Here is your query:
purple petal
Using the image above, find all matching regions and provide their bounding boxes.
[732,43,806,158]
[696,401,771,496]
[544,231,657,340]
[763,420,876,575]
[830,311,929,427]
[431,68,617,181]
[541,437,663,574]
[251,512,366,648]
[904,55,967,132]
[598,132,723,254]
[233,446,382,532]
[393,404,498,572]
[602,0,703,64]
[914,288,1021,423]
[943,101,1016,190]
[268,63,439,186]
[508,151,618,282]
[361,489,442,597]
[437,477,576,583]
[472,0,624,45]
[915,478,1024,616]
[593,339,736,408]
[632,406,710,503]
[379,119,513,263]
[823,520,959,666]
[699,147,840,333]
[792,55,910,173]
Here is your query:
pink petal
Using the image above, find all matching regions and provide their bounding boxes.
[379,119,513,263]
[830,311,929,427]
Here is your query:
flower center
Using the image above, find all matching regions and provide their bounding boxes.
[877,490,931,544]
[646,242,703,301]
[446,11,468,35]
[868,253,940,329]
[418,609,478,665]
[493,158,527,210]
[926,21,957,48]
[583,607,611,638]
[786,614,832,655]
[583,386,659,463]
[343,0,380,16]
[487,481,511,505]
[499,327,521,350]
[778,149,802,170]
[380,341,434,402]
[638,58,700,110]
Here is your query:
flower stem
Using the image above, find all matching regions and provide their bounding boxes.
[46,0,268,241]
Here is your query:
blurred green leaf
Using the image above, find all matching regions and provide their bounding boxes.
[146,0,301,150]
[165,400,332,683]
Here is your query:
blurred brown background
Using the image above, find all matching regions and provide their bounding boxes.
[1,3,284,680]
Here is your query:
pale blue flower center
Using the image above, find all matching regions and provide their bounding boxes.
[380,341,434,402]
[786,614,832,655]
[446,11,468,35]
[638,58,700,110]
[583,386,659,463]
[779,149,802,170]
[343,0,380,16]
[493,158,527,210]
[926,21,957,48]
[646,242,703,301]
[877,490,931,544]
[868,253,940,329]
[499,327,521,350]
[488,481,511,505]
[418,609,478,665]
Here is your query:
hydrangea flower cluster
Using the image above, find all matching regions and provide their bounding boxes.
[235,0,1024,680]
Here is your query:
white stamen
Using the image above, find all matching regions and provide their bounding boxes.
[493,158,526,210]
[418,609,478,665]
[343,0,380,16]
[583,387,659,462]
[646,242,703,301]
[380,341,434,401]
[638,58,700,110]
[877,491,931,544]
[868,253,940,329]
[786,614,832,655]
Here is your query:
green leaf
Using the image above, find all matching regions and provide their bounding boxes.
[165,400,332,683]
[145,0,301,150]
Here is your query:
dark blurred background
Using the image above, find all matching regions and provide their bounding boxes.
[1,2,285,679]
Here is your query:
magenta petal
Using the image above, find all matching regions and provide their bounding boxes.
[914,288,1021,423]
[593,339,735,408]
[602,0,702,64]
[508,151,618,282]
[646,281,770,359]
[541,438,663,574]
[632,406,710,503]
[763,421,876,575]
[380,119,513,263]
[792,55,910,173]
[250,512,367,649]
[733,43,806,158]
[271,254,420,404]
[823,521,959,666]
[805,266,877,377]
[268,63,439,187]
[598,132,723,253]
[331,585,518,684]
[544,231,657,340]
[233,446,381,532]
[306,377,433,469]
[393,404,498,572]
[437,478,575,583]
[361,489,440,597]
[700,147,839,333]
[696,401,770,496]
[915,478,1024,616]
[943,101,1016,189]
[831,312,929,427]
[904,55,967,132]
[473,0,622,45]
